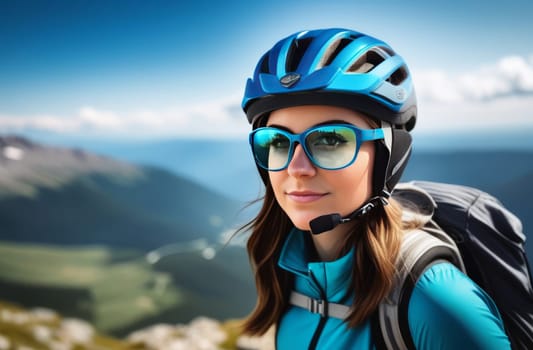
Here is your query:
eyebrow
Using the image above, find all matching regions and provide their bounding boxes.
[267,119,352,133]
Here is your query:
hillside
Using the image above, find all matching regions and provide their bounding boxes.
[0,135,243,249]
[0,242,255,336]
[0,135,255,336]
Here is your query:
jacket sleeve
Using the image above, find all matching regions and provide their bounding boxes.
[408,262,511,350]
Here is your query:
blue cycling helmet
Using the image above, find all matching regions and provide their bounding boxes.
[242,28,416,197]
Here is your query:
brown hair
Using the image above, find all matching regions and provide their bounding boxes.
[241,176,404,335]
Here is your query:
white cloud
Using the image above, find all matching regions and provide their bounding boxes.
[412,54,533,132]
[0,94,250,139]
[0,113,82,133]
[78,107,124,129]
[0,55,532,138]
[414,54,533,103]
[415,95,533,132]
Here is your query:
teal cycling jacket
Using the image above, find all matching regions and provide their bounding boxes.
[276,228,511,350]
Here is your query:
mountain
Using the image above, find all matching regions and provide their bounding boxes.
[0,135,256,336]
[0,135,243,249]
[42,137,265,202]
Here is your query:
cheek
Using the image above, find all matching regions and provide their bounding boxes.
[337,145,374,206]
[268,172,285,201]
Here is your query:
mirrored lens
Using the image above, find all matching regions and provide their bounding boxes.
[305,126,357,169]
[252,129,291,170]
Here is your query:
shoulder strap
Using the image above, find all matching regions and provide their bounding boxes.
[376,229,463,349]
[375,183,465,350]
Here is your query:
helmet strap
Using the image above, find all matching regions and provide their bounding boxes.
[373,121,412,195]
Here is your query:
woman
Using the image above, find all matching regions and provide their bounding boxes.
[240,28,510,349]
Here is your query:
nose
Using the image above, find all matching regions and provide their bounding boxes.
[287,144,317,177]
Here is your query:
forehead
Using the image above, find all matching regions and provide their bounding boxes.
[266,105,372,132]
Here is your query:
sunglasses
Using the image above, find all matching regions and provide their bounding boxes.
[249,124,385,171]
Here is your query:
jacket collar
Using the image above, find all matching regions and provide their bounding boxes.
[278,227,354,301]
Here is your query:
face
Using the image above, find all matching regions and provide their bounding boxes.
[266,105,376,232]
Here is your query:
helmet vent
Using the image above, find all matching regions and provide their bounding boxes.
[377,45,395,57]
[317,38,354,69]
[259,54,270,74]
[285,37,313,72]
[347,49,385,73]
[387,65,408,86]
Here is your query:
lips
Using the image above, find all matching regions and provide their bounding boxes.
[286,190,327,203]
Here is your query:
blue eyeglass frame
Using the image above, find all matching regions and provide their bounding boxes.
[249,124,385,171]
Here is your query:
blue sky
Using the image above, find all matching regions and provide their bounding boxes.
[1,0,532,141]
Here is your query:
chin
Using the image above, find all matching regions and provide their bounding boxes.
[293,223,311,231]
[289,214,320,232]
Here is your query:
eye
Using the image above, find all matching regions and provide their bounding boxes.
[270,134,290,149]
[313,132,347,148]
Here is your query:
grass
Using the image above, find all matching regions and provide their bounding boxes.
[0,241,184,334]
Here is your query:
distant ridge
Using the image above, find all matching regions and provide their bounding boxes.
[0,134,141,199]
[0,135,243,249]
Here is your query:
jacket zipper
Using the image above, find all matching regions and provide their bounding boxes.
[308,271,327,350]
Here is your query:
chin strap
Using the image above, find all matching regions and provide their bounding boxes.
[309,190,391,235]
[356,191,391,216]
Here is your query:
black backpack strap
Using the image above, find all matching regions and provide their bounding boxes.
[371,310,388,350]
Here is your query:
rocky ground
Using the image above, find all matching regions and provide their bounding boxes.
[0,302,274,350]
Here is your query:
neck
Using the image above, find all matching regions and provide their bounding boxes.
[310,223,353,261]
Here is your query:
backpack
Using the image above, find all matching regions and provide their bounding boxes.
[373,181,533,350]
[288,181,533,348]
